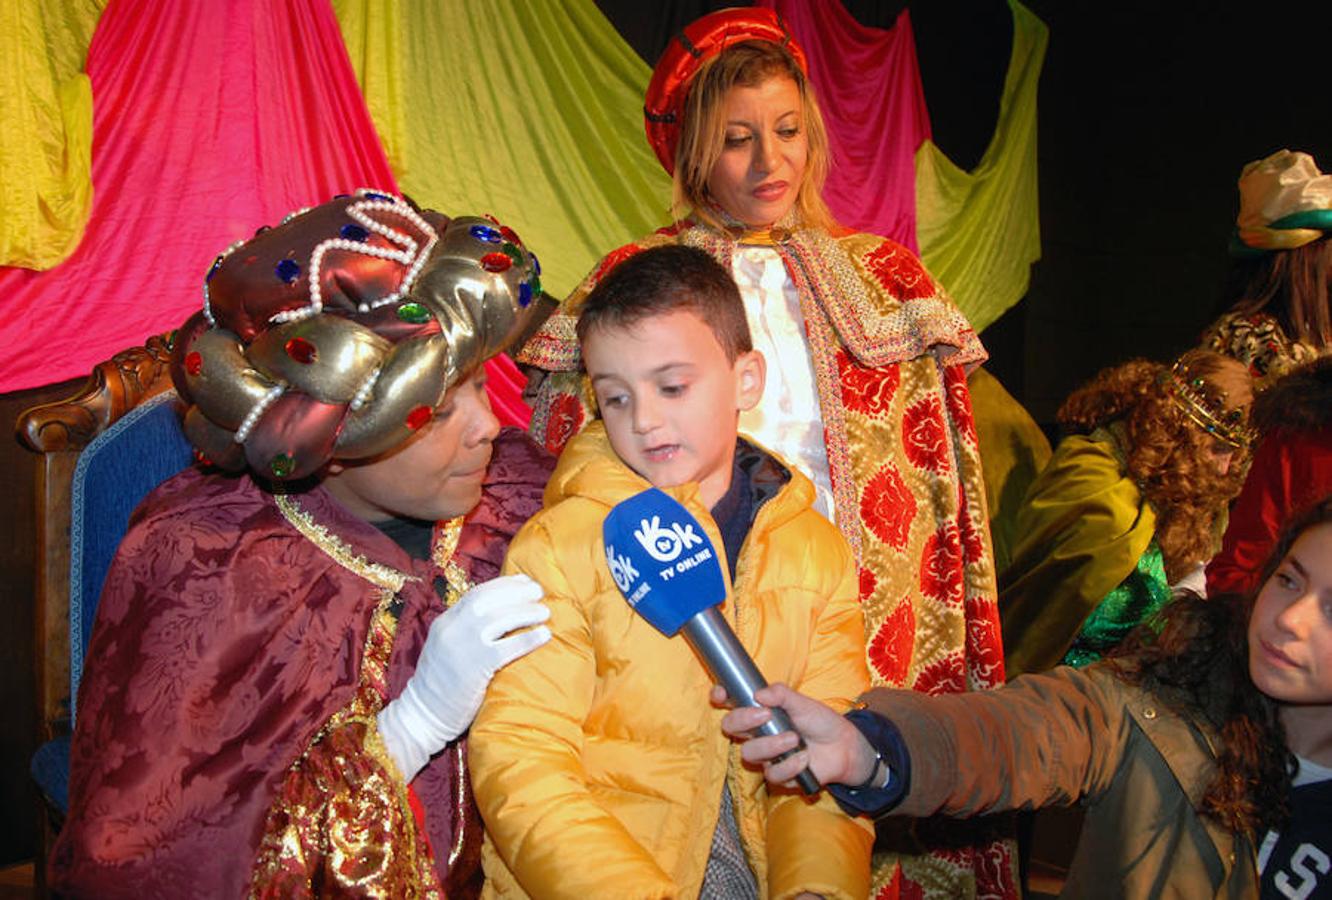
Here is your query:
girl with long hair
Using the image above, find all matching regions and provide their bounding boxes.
[720,497,1332,898]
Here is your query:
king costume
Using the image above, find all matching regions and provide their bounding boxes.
[50,428,552,897]
[998,425,1170,676]
[52,189,553,898]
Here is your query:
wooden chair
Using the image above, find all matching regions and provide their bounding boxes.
[15,331,193,888]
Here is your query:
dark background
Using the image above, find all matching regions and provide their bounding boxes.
[2,0,1330,866]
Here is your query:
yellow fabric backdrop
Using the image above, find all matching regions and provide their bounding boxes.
[915,0,1046,332]
[0,0,103,270]
[333,0,672,299]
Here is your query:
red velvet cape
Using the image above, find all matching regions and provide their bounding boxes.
[51,428,552,898]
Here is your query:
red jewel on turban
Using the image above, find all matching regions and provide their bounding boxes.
[405,404,432,431]
[284,337,317,364]
[481,252,513,273]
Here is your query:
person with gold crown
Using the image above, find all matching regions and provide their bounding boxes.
[1202,149,1332,388]
[999,349,1254,677]
[50,191,556,898]
[517,8,1010,895]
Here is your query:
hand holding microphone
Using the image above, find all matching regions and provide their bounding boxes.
[715,683,882,790]
[602,488,820,795]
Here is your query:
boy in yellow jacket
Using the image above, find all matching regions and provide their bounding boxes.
[469,245,872,899]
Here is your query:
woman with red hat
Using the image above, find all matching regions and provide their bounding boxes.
[518,8,1009,897]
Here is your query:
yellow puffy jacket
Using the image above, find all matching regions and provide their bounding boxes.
[469,423,873,899]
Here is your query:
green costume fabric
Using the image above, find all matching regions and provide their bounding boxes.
[968,367,1052,575]
[999,425,1158,676]
[1062,540,1171,668]
[914,0,1047,333]
[332,0,671,300]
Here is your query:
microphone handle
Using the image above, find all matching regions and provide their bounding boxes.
[682,607,820,795]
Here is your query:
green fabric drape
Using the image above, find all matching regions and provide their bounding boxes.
[968,367,1052,575]
[0,0,103,270]
[333,0,672,300]
[915,0,1046,333]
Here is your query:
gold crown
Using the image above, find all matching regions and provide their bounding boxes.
[1160,359,1255,449]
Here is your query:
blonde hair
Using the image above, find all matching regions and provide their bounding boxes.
[672,40,836,233]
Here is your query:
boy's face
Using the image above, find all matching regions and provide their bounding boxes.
[323,370,500,523]
[583,309,764,508]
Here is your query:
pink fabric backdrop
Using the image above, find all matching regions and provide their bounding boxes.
[0,0,527,426]
[760,1,930,250]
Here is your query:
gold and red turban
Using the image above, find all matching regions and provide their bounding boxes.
[171,189,542,481]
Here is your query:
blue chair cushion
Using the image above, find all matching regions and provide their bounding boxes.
[68,391,194,726]
[31,736,70,817]
[41,391,193,816]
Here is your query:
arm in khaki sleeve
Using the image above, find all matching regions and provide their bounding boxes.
[765,533,874,900]
[468,516,676,898]
[868,663,1131,818]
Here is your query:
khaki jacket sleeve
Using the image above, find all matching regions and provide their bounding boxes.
[765,530,874,900]
[866,664,1130,818]
[469,515,676,898]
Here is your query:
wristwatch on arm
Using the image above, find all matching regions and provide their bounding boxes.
[825,703,911,817]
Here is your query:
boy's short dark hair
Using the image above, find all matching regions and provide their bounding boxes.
[575,245,752,361]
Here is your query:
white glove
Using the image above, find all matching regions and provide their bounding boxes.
[377,573,551,782]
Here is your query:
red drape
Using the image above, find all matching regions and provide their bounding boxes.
[0,0,527,426]
[758,1,931,250]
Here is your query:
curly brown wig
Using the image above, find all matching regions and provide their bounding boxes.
[1113,497,1332,837]
[1057,350,1254,582]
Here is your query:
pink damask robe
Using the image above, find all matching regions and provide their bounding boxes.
[50,428,553,898]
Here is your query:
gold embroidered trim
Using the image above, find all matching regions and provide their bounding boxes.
[447,736,468,871]
[430,517,473,606]
[782,247,865,565]
[251,584,445,897]
[274,493,413,591]
[296,587,399,754]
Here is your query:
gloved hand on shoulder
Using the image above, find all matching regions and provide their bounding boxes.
[377,573,550,782]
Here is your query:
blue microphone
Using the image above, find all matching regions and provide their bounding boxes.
[603,487,819,795]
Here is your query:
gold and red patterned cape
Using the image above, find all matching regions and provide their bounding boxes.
[51,428,552,899]
[519,221,1016,899]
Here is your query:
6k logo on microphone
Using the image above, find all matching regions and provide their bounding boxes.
[605,545,640,596]
[633,515,704,562]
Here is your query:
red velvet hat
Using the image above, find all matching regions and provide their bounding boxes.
[643,7,808,176]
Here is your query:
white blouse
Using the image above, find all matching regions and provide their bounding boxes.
[732,245,837,522]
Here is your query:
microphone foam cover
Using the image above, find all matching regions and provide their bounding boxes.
[602,488,726,636]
